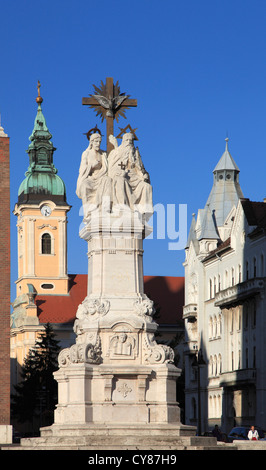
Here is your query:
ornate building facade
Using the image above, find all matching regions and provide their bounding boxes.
[183,139,266,433]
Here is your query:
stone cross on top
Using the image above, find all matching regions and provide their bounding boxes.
[82,77,137,153]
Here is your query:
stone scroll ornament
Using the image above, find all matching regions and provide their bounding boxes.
[134,295,155,319]
[143,333,175,364]
[58,332,102,367]
[73,297,110,335]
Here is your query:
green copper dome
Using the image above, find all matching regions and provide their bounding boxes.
[18,87,67,205]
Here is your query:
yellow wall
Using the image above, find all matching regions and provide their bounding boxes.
[14,201,70,297]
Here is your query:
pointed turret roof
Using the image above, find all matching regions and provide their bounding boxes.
[213,138,240,172]
[185,213,197,249]
[204,138,244,228]
[18,82,67,205]
[198,205,220,240]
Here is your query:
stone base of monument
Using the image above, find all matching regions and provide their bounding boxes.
[4,213,229,451]
[52,361,182,425]
[4,423,229,450]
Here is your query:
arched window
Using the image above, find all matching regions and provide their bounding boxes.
[253,257,257,278]
[246,261,249,280]
[238,264,242,283]
[217,313,222,336]
[214,277,217,296]
[214,355,217,375]
[231,268,235,286]
[218,354,222,374]
[41,233,51,254]
[261,254,264,276]
[225,270,228,288]
[209,317,213,339]
[213,315,217,337]
[209,356,213,376]
[209,279,213,299]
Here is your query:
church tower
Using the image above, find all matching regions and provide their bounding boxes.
[13,83,71,299]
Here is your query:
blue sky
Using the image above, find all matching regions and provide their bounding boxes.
[0,0,265,301]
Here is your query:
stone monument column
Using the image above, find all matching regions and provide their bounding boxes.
[52,131,181,427]
[36,80,197,445]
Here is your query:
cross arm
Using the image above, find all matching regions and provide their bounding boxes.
[82,97,137,107]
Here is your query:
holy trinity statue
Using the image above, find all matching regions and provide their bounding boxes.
[76,131,153,219]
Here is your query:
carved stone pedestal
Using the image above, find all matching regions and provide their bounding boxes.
[51,213,184,428]
[29,206,197,449]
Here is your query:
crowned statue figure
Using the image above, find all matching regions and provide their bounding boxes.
[108,132,153,218]
[76,132,112,217]
[76,130,153,220]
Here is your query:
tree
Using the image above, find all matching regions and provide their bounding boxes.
[11,323,61,434]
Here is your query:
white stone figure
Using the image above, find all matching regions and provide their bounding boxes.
[108,134,133,209]
[108,133,153,218]
[76,133,112,217]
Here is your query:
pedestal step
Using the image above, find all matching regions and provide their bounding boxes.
[0,433,237,450]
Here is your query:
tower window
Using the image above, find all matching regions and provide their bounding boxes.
[41,233,51,254]
[41,283,54,290]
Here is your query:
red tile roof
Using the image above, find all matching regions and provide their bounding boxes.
[144,276,184,325]
[241,199,266,227]
[36,274,184,326]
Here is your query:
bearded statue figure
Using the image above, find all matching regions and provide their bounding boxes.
[108,132,153,218]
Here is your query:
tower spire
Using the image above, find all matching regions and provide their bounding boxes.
[36,80,43,105]
[17,83,67,205]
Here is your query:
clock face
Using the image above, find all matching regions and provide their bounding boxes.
[41,205,52,217]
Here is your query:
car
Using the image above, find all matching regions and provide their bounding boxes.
[227,426,265,442]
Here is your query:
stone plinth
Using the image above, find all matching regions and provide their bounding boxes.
[51,213,184,428]
[17,209,196,448]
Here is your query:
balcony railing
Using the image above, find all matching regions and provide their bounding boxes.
[214,277,265,309]
[219,368,256,387]
[183,303,197,322]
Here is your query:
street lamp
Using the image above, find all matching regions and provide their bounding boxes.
[192,349,206,436]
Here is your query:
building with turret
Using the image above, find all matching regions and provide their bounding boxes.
[183,139,266,434]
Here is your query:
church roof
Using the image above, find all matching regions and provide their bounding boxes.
[36,274,184,326]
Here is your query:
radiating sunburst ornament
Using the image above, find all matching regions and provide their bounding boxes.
[89,80,131,122]
[82,77,137,153]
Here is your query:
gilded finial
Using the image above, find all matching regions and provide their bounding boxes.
[36,80,43,104]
